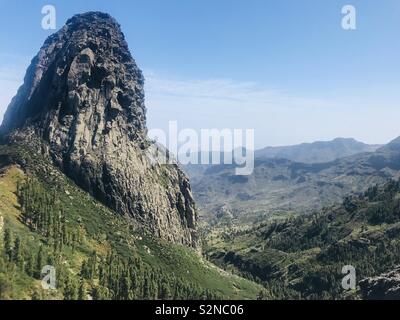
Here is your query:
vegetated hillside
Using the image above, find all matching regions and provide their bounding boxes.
[0,144,264,300]
[204,178,400,299]
[188,139,400,226]
[255,138,381,164]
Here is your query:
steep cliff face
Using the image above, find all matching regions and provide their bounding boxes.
[0,12,198,248]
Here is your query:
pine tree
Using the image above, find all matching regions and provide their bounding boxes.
[35,246,44,279]
[92,285,109,300]
[120,272,131,300]
[3,229,13,261]
[63,275,78,300]
[78,280,86,300]
[13,236,22,265]
[25,252,34,276]
[159,281,171,300]
[143,275,151,299]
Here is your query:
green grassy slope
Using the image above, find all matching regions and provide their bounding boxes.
[0,144,264,300]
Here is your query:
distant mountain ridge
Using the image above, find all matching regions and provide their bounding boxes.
[255,138,382,163]
[186,136,400,225]
[378,136,400,152]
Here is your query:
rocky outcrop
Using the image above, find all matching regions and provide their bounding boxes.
[0,12,198,248]
[359,266,400,299]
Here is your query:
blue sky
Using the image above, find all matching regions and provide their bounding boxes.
[0,0,399,148]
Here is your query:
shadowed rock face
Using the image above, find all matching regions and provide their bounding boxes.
[359,266,400,300]
[0,12,198,248]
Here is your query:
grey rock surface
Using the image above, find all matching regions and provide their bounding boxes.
[359,266,400,299]
[1,12,198,248]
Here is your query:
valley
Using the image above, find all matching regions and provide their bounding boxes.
[203,177,400,299]
[183,138,400,299]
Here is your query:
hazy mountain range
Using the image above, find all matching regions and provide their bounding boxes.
[185,137,400,225]
[255,138,382,163]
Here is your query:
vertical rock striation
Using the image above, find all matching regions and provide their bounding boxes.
[0,12,198,248]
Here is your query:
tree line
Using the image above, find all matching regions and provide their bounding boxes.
[0,176,222,300]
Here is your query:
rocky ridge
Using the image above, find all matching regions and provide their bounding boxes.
[0,12,198,247]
